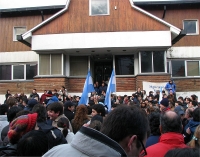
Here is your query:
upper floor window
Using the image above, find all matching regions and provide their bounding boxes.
[13,27,27,41]
[39,54,62,75]
[140,51,165,73]
[183,20,199,35]
[89,0,109,16]
[0,63,37,80]
[115,55,134,75]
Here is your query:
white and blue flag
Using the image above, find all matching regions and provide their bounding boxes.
[159,86,163,104]
[104,69,116,112]
[79,71,95,105]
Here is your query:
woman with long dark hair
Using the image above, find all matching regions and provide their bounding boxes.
[71,105,90,134]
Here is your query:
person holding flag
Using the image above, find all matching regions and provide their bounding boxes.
[104,69,116,112]
[78,71,95,105]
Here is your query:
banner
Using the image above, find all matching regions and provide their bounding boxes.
[142,81,167,95]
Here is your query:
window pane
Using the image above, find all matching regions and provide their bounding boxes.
[14,27,27,41]
[184,20,197,34]
[26,64,37,79]
[39,55,50,75]
[153,51,165,72]
[91,0,108,15]
[0,65,11,80]
[172,60,185,77]
[13,65,24,79]
[115,55,134,75]
[70,56,88,76]
[167,61,170,73]
[141,52,152,73]
[187,61,199,76]
[51,54,62,75]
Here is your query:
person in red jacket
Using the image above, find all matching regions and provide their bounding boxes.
[144,111,187,157]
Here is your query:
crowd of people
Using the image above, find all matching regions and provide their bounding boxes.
[0,79,200,157]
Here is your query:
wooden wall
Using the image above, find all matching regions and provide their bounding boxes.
[140,5,200,46]
[0,13,54,52]
[33,0,169,35]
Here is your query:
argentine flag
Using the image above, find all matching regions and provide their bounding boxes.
[159,86,163,104]
[79,71,95,105]
[104,69,116,112]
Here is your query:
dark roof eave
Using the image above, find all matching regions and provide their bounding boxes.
[17,35,31,47]
[172,30,186,45]
[133,0,200,6]
[0,5,65,13]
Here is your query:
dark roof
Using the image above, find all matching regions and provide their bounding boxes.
[0,5,65,13]
[133,0,200,5]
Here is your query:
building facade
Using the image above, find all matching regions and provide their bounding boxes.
[0,0,200,103]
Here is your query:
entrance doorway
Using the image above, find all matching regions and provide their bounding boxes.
[92,55,113,85]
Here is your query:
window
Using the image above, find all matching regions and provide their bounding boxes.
[39,54,62,75]
[171,60,200,77]
[167,61,170,73]
[13,27,27,41]
[0,64,37,80]
[90,0,109,16]
[0,65,11,80]
[70,56,88,76]
[115,55,134,75]
[171,60,185,77]
[183,20,199,35]
[26,64,37,79]
[187,61,200,76]
[140,51,165,73]
[13,65,24,79]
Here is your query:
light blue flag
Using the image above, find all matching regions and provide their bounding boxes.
[79,71,95,105]
[104,69,116,112]
[159,86,163,104]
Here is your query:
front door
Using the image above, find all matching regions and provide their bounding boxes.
[93,56,112,85]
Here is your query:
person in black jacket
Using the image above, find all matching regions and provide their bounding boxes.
[64,101,75,122]
[32,104,67,149]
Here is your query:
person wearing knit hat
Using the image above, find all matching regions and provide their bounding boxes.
[7,113,37,144]
[160,98,170,113]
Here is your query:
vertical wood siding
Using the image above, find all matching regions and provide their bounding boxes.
[33,0,168,35]
[141,5,200,46]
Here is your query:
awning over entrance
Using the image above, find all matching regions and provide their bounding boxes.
[31,31,172,51]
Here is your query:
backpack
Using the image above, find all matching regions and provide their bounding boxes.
[37,122,67,150]
[0,144,17,157]
[45,127,67,149]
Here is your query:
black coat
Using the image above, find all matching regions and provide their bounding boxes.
[64,110,74,122]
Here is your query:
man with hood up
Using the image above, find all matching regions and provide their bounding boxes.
[165,79,176,95]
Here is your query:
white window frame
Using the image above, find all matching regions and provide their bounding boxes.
[170,60,200,78]
[12,64,25,80]
[139,51,167,74]
[183,19,199,35]
[0,63,37,81]
[186,60,200,77]
[89,0,110,16]
[38,54,64,76]
[13,26,27,41]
